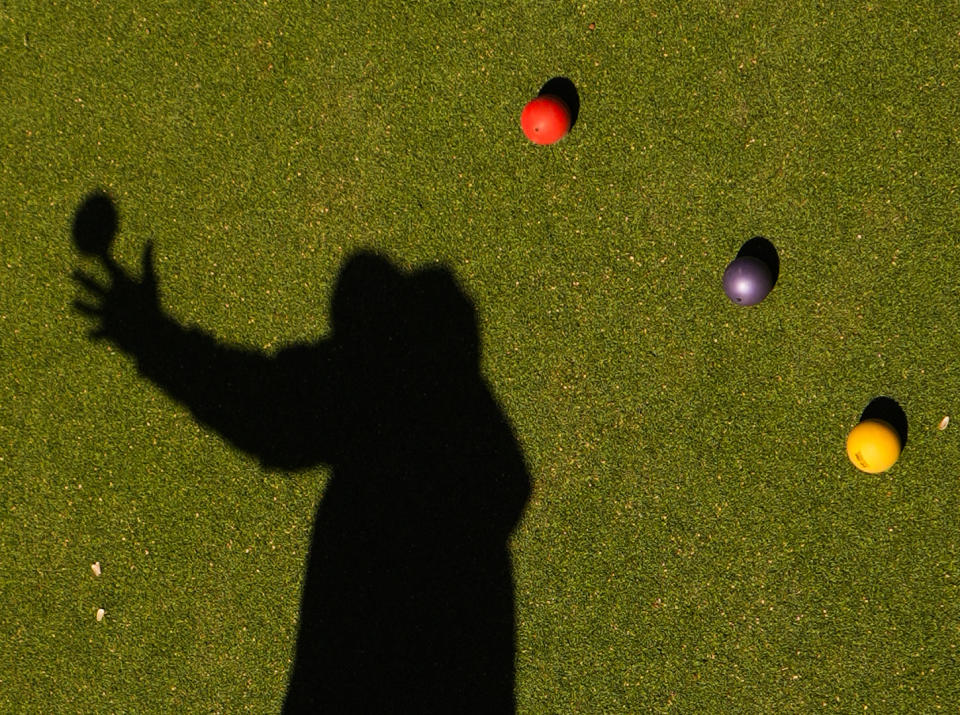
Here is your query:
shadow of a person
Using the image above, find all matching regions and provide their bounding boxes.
[72,194,531,713]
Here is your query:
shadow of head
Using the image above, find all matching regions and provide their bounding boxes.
[331,251,479,367]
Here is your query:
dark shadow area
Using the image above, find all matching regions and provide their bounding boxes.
[538,76,580,131]
[860,396,908,449]
[736,236,780,288]
[73,190,118,258]
[71,194,531,714]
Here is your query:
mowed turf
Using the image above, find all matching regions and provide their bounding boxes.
[3,1,960,711]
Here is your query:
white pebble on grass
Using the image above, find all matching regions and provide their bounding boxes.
[91,562,101,577]
[939,416,950,430]
[96,608,105,622]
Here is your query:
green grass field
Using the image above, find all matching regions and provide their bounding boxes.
[3,1,960,711]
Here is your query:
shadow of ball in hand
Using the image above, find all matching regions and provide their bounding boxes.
[73,191,118,258]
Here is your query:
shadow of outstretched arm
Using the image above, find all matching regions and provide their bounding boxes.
[73,244,336,470]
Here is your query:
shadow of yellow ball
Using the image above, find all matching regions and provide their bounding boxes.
[846,419,901,473]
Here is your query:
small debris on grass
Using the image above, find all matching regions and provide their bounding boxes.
[938,416,949,430]
[91,561,101,577]
[96,608,105,622]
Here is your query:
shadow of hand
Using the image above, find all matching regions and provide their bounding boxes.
[73,241,163,352]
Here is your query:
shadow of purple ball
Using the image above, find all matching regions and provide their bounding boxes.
[722,256,773,306]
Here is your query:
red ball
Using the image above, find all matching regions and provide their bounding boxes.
[520,95,571,145]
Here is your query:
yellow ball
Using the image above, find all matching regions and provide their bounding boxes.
[846,419,901,473]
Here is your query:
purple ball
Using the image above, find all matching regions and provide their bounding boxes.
[722,256,773,306]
